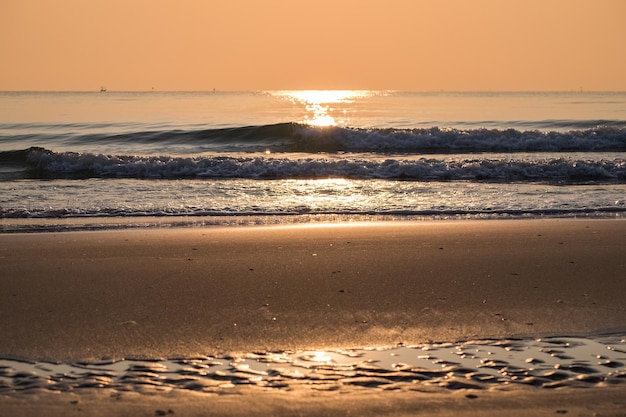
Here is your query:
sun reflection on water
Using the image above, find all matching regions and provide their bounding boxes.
[279,178,363,210]
[311,351,333,363]
[274,90,373,127]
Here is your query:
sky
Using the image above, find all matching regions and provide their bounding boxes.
[1,0,625,91]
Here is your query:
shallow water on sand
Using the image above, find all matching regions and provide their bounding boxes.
[1,335,624,394]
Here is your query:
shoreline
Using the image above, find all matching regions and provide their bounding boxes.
[2,212,626,234]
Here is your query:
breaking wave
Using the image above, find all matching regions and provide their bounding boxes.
[1,146,623,183]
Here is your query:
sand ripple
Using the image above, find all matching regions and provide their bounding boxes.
[1,335,624,394]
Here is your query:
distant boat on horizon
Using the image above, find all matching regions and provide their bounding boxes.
[100,86,107,92]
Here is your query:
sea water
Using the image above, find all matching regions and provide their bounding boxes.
[1,90,625,231]
[1,335,625,393]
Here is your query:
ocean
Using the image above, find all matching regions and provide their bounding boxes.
[1,90,625,231]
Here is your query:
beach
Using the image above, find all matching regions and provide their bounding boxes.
[1,219,625,415]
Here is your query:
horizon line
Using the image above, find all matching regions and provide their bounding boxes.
[2,88,625,93]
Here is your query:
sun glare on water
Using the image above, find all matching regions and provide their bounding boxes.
[275,90,372,127]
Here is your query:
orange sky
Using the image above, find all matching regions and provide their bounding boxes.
[1,0,625,91]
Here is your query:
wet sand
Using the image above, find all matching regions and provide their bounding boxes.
[2,386,626,417]
[1,219,625,415]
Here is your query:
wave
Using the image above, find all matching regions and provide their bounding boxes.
[2,123,626,154]
[290,124,626,154]
[4,147,625,183]
[3,206,626,221]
